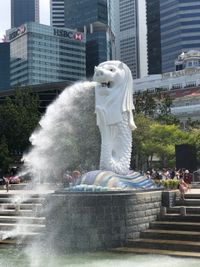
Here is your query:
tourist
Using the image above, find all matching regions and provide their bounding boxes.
[63,171,73,187]
[178,178,189,200]
[3,175,10,192]
[145,171,151,179]
[161,168,171,180]
[183,169,192,191]
[72,170,81,185]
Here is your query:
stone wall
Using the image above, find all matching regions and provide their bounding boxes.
[44,190,162,252]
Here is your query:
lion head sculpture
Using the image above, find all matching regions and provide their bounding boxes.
[93,60,136,130]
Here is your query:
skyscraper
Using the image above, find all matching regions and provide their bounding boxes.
[7,23,86,87]
[0,43,10,90]
[11,0,39,28]
[116,0,148,79]
[160,0,200,73]
[146,0,162,74]
[64,0,114,77]
[50,0,65,28]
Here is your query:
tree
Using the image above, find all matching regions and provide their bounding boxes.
[148,123,189,168]
[187,127,200,167]
[134,91,179,125]
[132,115,189,170]
[134,91,157,117]
[132,114,153,170]
[156,93,179,125]
[0,88,40,159]
[0,136,12,174]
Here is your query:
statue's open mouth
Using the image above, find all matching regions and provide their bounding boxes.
[101,82,111,88]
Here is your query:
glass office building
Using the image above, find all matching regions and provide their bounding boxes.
[64,0,114,77]
[7,23,86,87]
[0,43,10,90]
[11,0,39,28]
[50,0,65,28]
[146,0,162,74]
[160,0,200,73]
[117,0,147,79]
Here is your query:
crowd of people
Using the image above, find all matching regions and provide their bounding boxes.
[145,168,192,199]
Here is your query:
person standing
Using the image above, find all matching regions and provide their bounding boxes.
[3,175,10,192]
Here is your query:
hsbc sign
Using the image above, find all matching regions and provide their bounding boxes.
[53,28,83,41]
[9,25,26,40]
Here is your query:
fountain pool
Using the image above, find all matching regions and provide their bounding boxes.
[0,248,199,267]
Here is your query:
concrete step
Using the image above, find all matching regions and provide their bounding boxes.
[0,203,42,210]
[184,193,200,199]
[160,214,200,222]
[167,206,200,214]
[0,231,45,243]
[140,229,200,242]
[0,209,34,216]
[150,221,200,231]
[111,247,200,258]
[0,223,45,232]
[0,197,46,204]
[126,238,200,253]
[0,184,28,191]
[0,216,45,224]
[176,199,200,206]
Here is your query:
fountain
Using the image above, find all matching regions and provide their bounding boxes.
[26,61,159,252]
[1,61,200,265]
[1,61,157,251]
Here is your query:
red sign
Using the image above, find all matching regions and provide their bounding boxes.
[74,32,83,41]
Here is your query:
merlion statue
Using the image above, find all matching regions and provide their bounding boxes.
[93,60,136,175]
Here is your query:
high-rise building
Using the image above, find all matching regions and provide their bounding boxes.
[50,0,65,28]
[160,0,200,73]
[117,0,148,79]
[146,0,162,74]
[11,0,39,28]
[7,23,86,87]
[0,43,10,90]
[64,0,114,77]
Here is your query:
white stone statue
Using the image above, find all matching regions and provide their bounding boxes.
[93,60,136,175]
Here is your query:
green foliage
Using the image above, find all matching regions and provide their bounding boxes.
[0,136,12,174]
[132,115,189,170]
[134,91,157,117]
[0,88,40,164]
[160,179,179,190]
[187,127,200,167]
[134,91,179,125]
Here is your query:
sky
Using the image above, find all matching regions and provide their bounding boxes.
[0,0,50,41]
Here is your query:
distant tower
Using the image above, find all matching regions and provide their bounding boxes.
[146,0,162,74]
[64,0,115,77]
[50,0,65,28]
[0,43,10,90]
[160,0,200,73]
[117,0,148,79]
[11,0,39,28]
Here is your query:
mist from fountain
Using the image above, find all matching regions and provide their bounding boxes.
[21,81,100,187]
[0,81,100,243]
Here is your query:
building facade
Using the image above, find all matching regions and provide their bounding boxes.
[146,0,162,74]
[160,0,200,73]
[11,0,39,28]
[0,43,10,90]
[117,0,147,79]
[134,50,200,124]
[50,0,65,28]
[64,0,114,77]
[7,23,86,87]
